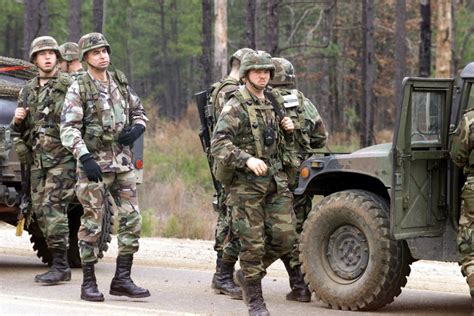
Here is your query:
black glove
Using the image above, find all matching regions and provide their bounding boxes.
[118,124,145,146]
[79,153,103,183]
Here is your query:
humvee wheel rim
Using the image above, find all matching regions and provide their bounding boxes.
[326,224,369,281]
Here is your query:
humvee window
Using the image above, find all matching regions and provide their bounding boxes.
[411,91,443,146]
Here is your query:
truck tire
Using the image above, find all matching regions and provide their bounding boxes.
[300,189,410,311]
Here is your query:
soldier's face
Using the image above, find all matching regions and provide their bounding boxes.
[35,50,57,73]
[247,69,270,89]
[58,60,68,72]
[85,47,110,71]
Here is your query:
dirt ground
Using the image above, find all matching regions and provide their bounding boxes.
[0,222,468,295]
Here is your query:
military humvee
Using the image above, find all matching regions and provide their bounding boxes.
[296,63,474,310]
[0,56,145,268]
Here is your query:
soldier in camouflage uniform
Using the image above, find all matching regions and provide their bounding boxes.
[211,50,297,316]
[269,57,328,303]
[58,42,84,78]
[60,32,149,302]
[210,48,253,300]
[11,36,75,285]
[451,108,474,310]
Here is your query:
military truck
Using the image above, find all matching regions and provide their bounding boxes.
[296,63,474,310]
[0,57,145,268]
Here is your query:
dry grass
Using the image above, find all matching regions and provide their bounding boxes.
[138,104,395,240]
[139,105,216,240]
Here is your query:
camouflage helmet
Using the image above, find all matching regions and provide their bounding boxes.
[78,32,111,61]
[229,48,254,68]
[29,36,60,63]
[269,57,295,86]
[59,42,80,62]
[239,50,275,80]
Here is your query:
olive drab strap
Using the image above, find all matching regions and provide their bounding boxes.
[234,87,264,158]
[112,70,130,126]
[209,77,237,121]
[291,89,307,134]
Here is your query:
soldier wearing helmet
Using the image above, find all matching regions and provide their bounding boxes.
[270,57,328,303]
[210,50,297,316]
[11,36,76,286]
[58,42,84,78]
[208,48,253,301]
[60,32,149,302]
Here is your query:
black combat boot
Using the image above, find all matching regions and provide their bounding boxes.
[213,260,242,299]
[35,249,71,284]
[281,256,311,302]
[81,262,104,302]
[110,254,150,298]
[211,255,223,289]
[235,270,270,316]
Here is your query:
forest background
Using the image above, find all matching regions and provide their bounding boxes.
[0,0,472,239]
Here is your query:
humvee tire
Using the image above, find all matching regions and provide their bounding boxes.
[300,189,410,310]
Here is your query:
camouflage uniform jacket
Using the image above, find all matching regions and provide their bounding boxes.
[209,76,240,122]
[211,86,294,190]
[271,87,328,165]
[451,108,474,174]
[10,72,74,168]
[60,70,148,173]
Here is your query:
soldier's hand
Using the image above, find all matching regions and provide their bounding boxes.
[280,117,294,133]
[14,107,29,125]
[79,153,103,183]
[246,157,268,176]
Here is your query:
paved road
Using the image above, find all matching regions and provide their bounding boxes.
[0,224,471,315]
[0,254,471,316]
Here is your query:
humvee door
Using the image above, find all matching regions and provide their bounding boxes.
[391,78,453,239]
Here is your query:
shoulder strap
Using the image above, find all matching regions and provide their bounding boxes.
[112,69,129,101]
[264,88,284,120]
[236,87,263,158]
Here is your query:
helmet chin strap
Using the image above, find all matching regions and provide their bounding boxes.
[248,77,265,91]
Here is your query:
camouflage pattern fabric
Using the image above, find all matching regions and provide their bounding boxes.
[209,76,240,258]
[30,161,76,250]
[10,72,75,251]
[59,42,80,62]
[272,87,328,268]
[69,68,85,80]
[451,109,474,288]
[11,73,74,168]
[60,70,148,263]
[76,169,141,263]
[211,86,297,281]
[60,71,147,172]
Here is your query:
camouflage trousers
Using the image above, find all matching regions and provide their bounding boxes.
[457,177,474,289]
[75,169,142,264]
[227,172,296,281]
[30,161,76,250]
[288,192,313,268]
[214,190,241,263]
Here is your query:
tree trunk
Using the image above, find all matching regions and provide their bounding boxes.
[361,0,375,147]
[68,0,82,42]
[266,0,280,55]
[93,0,104,33]
[435,0,452,78]
[38,0,48,36]
[419,0,431,77]
[245,0,256,49]
[214,0,227,79]
[394,0,406,109]
[201,0,213,88]
[23,0,39,60]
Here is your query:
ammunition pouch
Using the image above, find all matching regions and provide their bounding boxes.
[13,137,33,165]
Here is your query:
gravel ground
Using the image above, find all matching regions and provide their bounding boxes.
[0,222,468,295]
